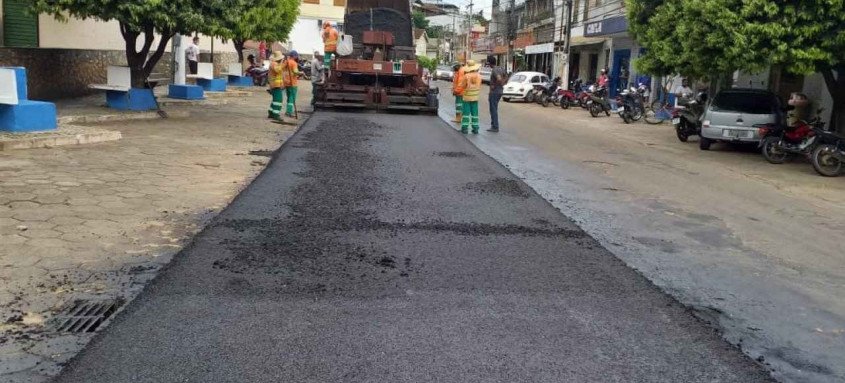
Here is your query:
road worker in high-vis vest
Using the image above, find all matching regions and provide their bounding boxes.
[267,51,286,122]
[322,22,339,70]
[460,60,482,134]
[451,62,465,123]
[281,50,300,118]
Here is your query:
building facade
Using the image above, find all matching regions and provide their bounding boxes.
[286,0,346,57]
[0,0,237,100]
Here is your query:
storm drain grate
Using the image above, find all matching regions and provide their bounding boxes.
[49,299,124,333]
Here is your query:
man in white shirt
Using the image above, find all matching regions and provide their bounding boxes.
[674,78,693,107]
[186,36,200,75]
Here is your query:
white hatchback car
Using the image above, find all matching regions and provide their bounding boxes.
[502,71,549,102]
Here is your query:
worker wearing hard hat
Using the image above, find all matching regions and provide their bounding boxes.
[322,21,339,70]
[281,50,300,118]
[460,60,482,134]
[451,62,465,123]
[267,51,286,122]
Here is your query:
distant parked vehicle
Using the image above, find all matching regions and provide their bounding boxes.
[434,65,454,81]
[699,89,783,151]
[586,85,612,117]
[757,111,826,164]
[502,72,549,102]
[672,91,707,142]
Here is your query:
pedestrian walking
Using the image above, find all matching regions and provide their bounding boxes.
[311,51,324,106]
[451,62,465,123]
[322,22,339,76]
[282,50,301,118]
[267,51,286,122]
[487,55,507,132]
[186,36,200,75]
[460,60,482,134]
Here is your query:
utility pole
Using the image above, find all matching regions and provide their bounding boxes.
[466,0,474,61]
[561,0,573,86]
[506,0,515,72]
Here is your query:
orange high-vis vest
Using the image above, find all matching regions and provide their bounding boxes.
[269,61,285,89]
[461,71,482,102]
[452,67,465,96]
[282,58,299,87]
[323,27,339,52]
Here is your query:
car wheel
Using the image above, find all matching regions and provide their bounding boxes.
[699,136,712,151]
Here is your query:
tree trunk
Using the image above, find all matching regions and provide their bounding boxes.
[234,39,245,64]
[822,68,844,133]
[119,22,173,88]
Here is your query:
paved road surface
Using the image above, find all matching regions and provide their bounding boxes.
[435,83,845,383]
[55,112,771,382]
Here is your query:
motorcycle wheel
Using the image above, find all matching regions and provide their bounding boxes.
[632,106,644,121]
[552,97,560,106]
[622,112,631,124]
[761,137,789,164]
[589,103,601,117]
[604,107,610,117]
[579,98,589,109]
[675,123,689,142]
[526,93,535,103]
[541,95,549,107]
[561,99,570,109]
[644,107,664,125]
[811,144,843,177]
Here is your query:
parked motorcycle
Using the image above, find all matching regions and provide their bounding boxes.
[245,65,269,86]
[672,91,707,142]
[573,80,592,109]
[810,129,845,176]
[758,115,826,164]
[618,86,645,123]
[536,77,561,107]
[587,86,612,117]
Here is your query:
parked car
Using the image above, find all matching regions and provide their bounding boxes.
[502,72,549,102]
[434,65,453,81]
[480,67,492,84]
[699,89,783,150]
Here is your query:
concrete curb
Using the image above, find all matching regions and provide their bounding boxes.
[58,110,191,125]
[0,125,122,151]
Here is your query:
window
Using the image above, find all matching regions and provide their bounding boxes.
[334,0,346,6]
[531,75,541,83]
[2,0,39,47]
[303,0,319,4]
[712,92,780,115]
[572,0,580,23]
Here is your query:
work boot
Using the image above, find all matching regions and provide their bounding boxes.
[460,127,468,134]
[453,113,462,123]
[472,128,479,134]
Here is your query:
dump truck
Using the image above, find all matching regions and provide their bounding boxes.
[313,0,438,113]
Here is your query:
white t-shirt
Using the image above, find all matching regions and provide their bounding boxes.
[186,43,200,62]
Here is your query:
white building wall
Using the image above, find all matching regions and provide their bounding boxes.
[288,17,326,55]
[36,14,236,53]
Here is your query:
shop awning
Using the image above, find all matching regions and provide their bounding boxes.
[568,36,606,47]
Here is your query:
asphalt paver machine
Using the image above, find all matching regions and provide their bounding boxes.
[314,0,438,113]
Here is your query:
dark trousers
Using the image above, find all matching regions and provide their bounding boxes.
[489,91,503,130]
[188,60,198,75]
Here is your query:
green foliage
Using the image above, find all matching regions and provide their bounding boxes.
[412,11,430,29]
[417,55,437,72]
[426,25,444,39]
[222,0,299,44]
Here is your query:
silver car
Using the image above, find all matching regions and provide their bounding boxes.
[434,65,453,81]
[699,89,783,150]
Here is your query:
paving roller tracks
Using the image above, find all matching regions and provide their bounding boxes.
[54,112,773,382]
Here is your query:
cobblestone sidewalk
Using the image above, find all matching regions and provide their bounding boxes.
[0,88,309,382]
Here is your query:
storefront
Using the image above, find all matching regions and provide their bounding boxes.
[583,15,645,96]
[525,42,554,76]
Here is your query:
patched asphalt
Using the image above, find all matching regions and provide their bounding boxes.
[53,112,773,382]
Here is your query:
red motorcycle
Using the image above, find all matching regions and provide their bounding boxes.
[758,115,826,164]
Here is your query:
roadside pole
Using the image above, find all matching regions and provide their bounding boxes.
[561,0,573,87]
[173,34,186,86]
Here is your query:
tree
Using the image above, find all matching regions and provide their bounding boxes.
[629,0,845,131]
[413,11,430,30]
[222,0,299,63]
[32,0,233,87]
[741,0,845,131]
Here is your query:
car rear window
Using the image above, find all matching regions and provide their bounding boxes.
[712,92,779,114]
[510,74,526,82]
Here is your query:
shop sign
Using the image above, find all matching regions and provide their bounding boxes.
[584,15,628,37]
[525,42,554,54]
